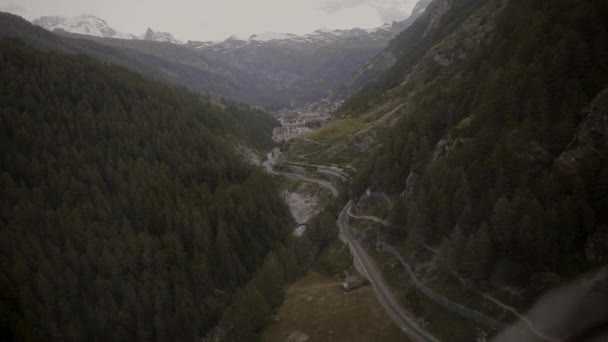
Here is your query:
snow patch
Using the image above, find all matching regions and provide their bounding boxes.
[32,14,135,40]
[250,31,297,41]
[140,28,182,44]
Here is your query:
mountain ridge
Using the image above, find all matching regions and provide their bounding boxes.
[32,14,183,44]
[20,0,433,109]
[31,12,415,49]
[33,14,136,40]
[139,27,182,44]
[185,0,433,108]
[188,20,410,49]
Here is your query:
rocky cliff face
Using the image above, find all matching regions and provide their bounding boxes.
[140,27,182,44]
[574,88,608,149]
[558,88,608,173]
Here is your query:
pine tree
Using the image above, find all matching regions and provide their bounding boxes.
[491,196,514,255]
[461,222,493,282]
[436,237,452,279]
[254,253,286,308]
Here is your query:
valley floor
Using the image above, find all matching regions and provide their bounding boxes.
[258,143,412,341]
[264,115,498,341]
[261,272,407,342]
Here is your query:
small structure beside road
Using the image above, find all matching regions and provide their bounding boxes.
[342,275,367,292]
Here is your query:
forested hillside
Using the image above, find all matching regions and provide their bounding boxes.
[350,0,608,292]
[0,39,293,341]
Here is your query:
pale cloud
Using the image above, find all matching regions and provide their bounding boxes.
[0,0,419,41]
[321,0,417,22]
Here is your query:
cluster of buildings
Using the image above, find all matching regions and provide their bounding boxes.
[272,99,341,142]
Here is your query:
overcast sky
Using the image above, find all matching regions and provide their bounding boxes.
[1,0,418,41]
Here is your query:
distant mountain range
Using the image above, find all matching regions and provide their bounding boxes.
[17,0,432,109]
[29,12,410,48]
[185,0,432,108]
[32,14,181,44]
[189,22,407,50]
[29,12,415,48]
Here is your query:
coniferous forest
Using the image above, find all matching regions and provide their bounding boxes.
[2,0,608,340]
[350,0,608,289]
[0,39,303,341]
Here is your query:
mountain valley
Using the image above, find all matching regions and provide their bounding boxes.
[1,0,608,341]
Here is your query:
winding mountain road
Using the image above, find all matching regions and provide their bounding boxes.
[264,144,569,342]
[347,206,390,226]
[262,155,339,197]
[347,209,509,331]
[283,161,351,181]
[263,151,436,340]
[297,136,332,147]
[339,201,439,342]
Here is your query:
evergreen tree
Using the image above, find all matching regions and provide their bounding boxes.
[461,222,493,282]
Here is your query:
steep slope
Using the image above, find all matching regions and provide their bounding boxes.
[276,0,608,339]
[339,0,492,105]
[0,12,78,53]
[282,0,495,166]
[331,0,434,99]
[0,38,296,341]
[345,0,608,300]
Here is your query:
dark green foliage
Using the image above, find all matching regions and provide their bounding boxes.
[460,223,492,282]
[214,200,343,340]
[306,211,339,250]
[225,103,279,150]
[353,0,608,287]
[0,39,291,341]
[213,239,312,341]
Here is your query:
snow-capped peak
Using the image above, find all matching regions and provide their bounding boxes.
[32,14,135,40]
[187,21,405,52]
[139,28,182,44]
[315,27,334,34]
[32,14,183,45]
[225,35,247,42]
[250,32,298,42]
